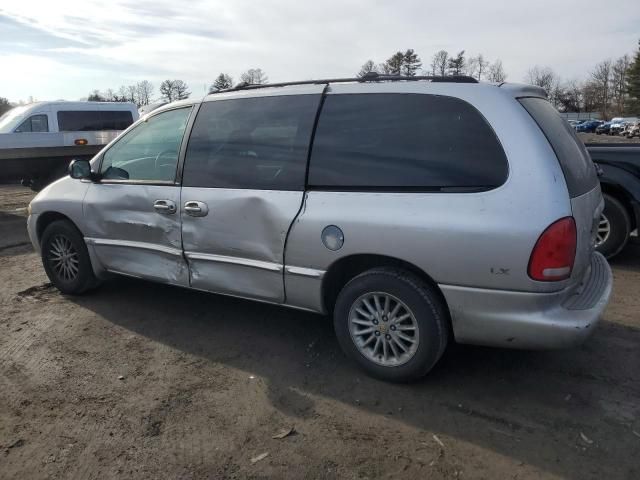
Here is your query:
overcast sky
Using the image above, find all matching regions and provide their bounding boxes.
[0,0,638,102]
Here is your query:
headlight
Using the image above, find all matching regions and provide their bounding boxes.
[27,203,32,216]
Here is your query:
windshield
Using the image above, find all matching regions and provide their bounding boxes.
[0,105,29,133]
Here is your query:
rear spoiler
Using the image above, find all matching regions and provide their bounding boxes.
[497,83,547,99]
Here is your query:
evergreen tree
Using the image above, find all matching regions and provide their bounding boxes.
[382,52,405,75]
[626,40,640,114]
[448,51,466,76]
[402,49,422,76]
[210,73,233,92]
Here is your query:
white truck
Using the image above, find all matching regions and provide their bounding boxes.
[0,101,138,189]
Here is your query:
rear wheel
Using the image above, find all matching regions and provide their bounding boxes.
[333,268,449,382]
[41,220,99,294]
[595,194,631,259]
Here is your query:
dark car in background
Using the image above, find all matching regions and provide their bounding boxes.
[587,144,640,258]
[596,122,612,135]
[576,120,603,133]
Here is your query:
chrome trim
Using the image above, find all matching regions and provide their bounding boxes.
[84,237,183,257]
[285,265,326,278]
[185,251,283,272]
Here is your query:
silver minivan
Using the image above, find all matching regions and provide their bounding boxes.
[27,75,613,381]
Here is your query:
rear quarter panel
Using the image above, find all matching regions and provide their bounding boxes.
[284,84,574,312]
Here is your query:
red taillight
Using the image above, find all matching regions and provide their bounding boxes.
[528,217,577,281]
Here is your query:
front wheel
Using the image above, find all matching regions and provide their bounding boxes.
[41,220,99,294]
[333,268,449,382]
[595,194,631,259]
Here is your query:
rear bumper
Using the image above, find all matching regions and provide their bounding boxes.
[441,252,612,349]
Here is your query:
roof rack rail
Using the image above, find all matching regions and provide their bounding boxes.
[213,72,478,94]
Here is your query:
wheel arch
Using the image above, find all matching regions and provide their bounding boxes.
[321,253,452,328]
[600,182,636,230]
[36,211,79,243]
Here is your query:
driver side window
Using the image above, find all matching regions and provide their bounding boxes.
[101,107,192,182]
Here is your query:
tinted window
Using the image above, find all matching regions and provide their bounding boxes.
[15,114,49,132]
[308,94,507,190]
[57,110,134,131]
[100,107,191,182]
[183,95,320,190]
[519,97,598,197]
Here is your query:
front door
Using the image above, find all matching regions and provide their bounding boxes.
[83,106,194,285]
[180,90,323,302]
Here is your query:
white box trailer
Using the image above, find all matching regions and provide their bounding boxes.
[0,101,139,189]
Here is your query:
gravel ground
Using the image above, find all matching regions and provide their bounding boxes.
[0,185,639,480]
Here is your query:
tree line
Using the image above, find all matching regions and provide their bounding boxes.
[79,68,269,107]
[526,40,640,117]
[357,49,507,82]
[1,41,639,118]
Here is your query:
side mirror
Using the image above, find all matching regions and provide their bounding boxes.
[68,159,92,180]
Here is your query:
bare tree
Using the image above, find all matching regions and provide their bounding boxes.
[136,80,154,106]
[116,86,129,103]
[487,60,507,82]
[240,68,268,85]
[556,79,583,112]
[591,60,613,117]
[431,50,449,76]
[467,53,489,80]
[357,60,379,78]
[160,79,190,102]
[526,65,563,106]
[611,55,630,116]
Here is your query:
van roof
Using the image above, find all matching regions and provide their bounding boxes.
[203,74,547,101]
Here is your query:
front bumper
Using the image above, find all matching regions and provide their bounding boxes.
[441,252,613,349]
[27,214,40,254]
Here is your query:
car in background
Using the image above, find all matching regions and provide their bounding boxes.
[576,120,603,133]
[596,122,612,135]
[610,117,638,135]
[0,101,138,189]
[587,145,640,258]
[626,121,640,138]
[621,121,639,138]
[568,120,582,128]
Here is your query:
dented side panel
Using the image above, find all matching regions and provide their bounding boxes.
[181,187,304,302]
[83,182,189,286]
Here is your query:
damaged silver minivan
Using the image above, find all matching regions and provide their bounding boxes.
[27,75,613,381]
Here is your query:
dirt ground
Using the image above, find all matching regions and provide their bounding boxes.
[578,132,640,144]
[0,184,639,480]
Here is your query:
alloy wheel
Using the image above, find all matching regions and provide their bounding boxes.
[348,292,420,367]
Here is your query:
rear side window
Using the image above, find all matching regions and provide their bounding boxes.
[57,110,134,131]
[183,95,320,190]
[518,97,598,197]
[308,93,507,190]
[15,114,49,132]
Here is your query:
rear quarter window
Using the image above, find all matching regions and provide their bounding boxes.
[57,110,134,131]
[308,93,508,190]
[518,97,598,197]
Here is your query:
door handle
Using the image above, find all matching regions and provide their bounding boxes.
[154,199,176,214]
[184,200,209,217]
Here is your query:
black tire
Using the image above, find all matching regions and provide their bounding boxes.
[596,194,631,259]
[41,220,99,295]
[333,267,449,382]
